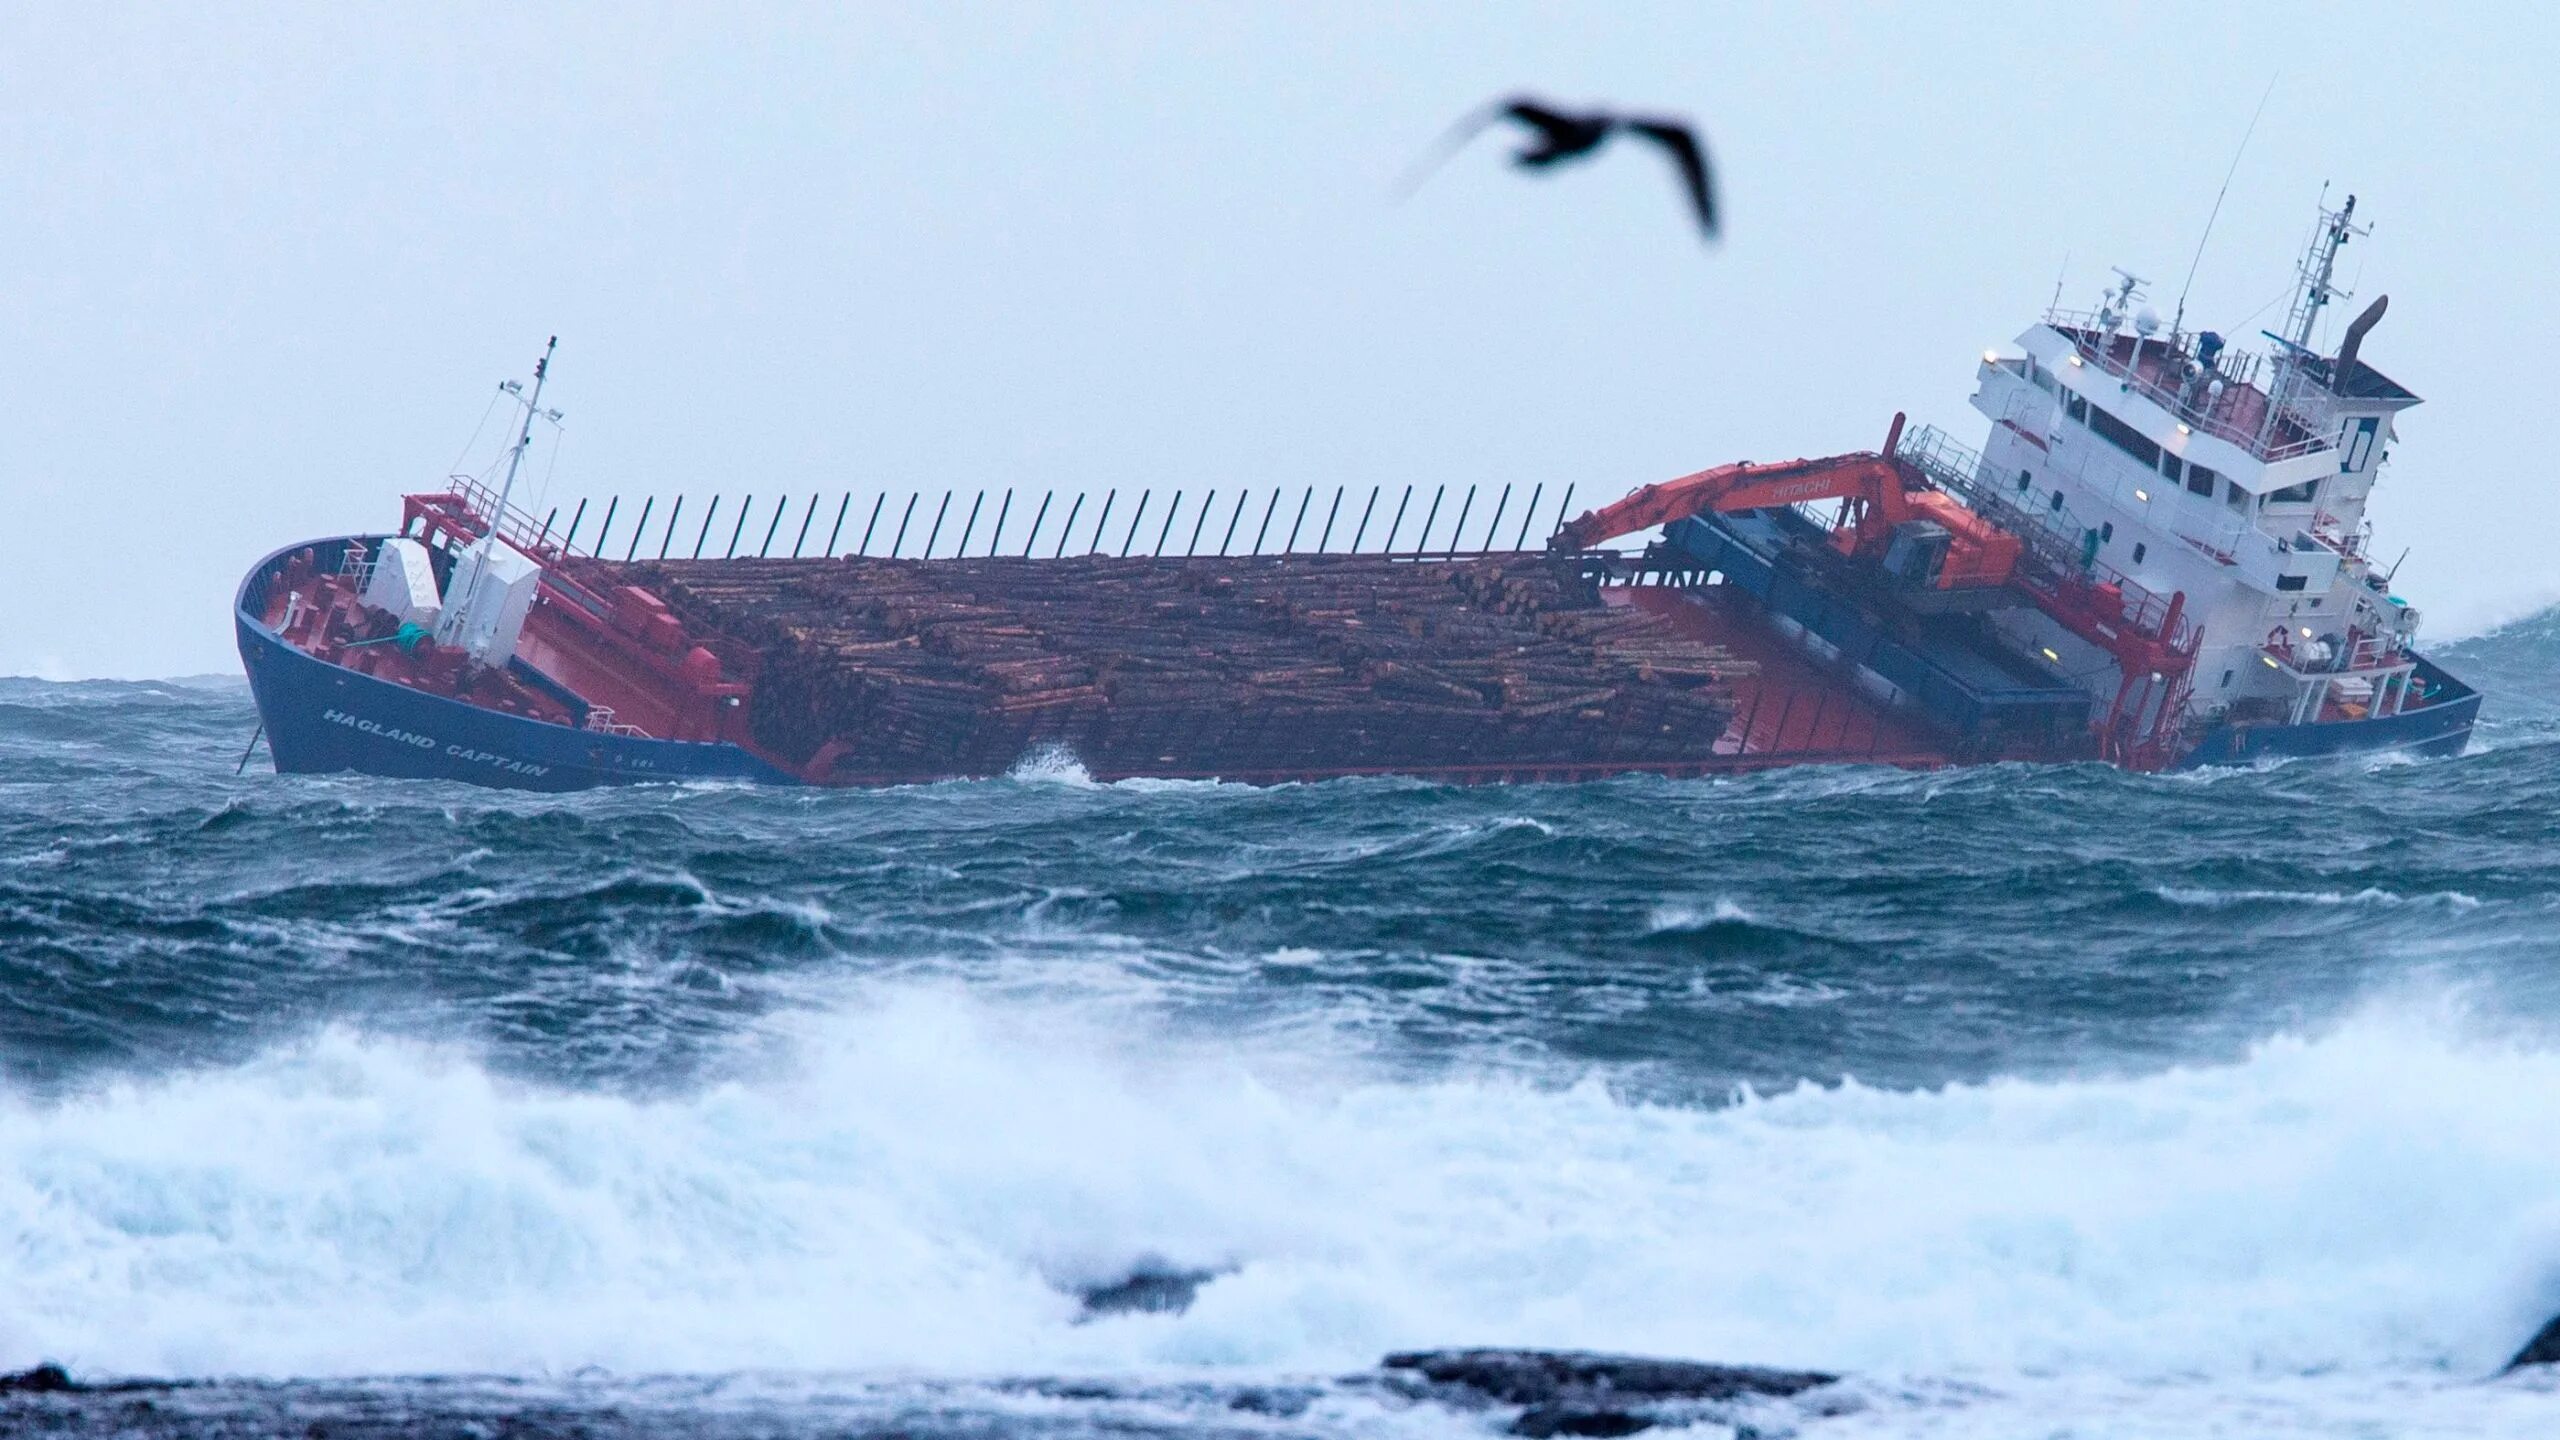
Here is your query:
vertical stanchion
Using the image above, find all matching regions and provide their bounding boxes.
[1154,490,1182,556]
[1382,484,1413,553]
[1549,483,1576,544]
[1086,489,1116,554]
[1443,485,1475,558]
[824,493,852,557]
[758,495,787,557]
[1282,486,1312,553]
[1315,486,1344,552]
[1119,490,1149,557]
[1250,489,1282,554]
[1513,483,1543,550]
[791,493,819,558]
[921,490,952,559]
[1349,485,1380,552]
[561,498,589,555]
[625,497,653,562]
[663,496,691,559]
[1217,490,1248,556]
[987,489,1013,556]
[535,507,557,551]
[1412,485,1444,558]
[1186,489,1216,556]
[689,496,718,558]
[724,494,753,558]
[1053,493,1084,558]
[954,490,985,557]
[1024,491,1054,556]
[858,494,887,556]
[891,492,919,557]
[1480,484,1510,553]
[593,497,620,559]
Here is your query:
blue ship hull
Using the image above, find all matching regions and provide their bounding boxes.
[1660,510,2479,771]
[2177,654,2481,767]
[237,538,796,790]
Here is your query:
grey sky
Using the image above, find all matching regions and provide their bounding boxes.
[5,3,2552,679]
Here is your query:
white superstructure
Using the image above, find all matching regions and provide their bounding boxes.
[1959,196,2431,733]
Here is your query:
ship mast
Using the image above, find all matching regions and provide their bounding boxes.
[439,336,558,662]
[484,336,558,570]
[2281,193,2367,353]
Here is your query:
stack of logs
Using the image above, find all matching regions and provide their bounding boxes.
[614,553,1751,781]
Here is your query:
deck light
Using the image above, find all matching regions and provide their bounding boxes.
[2041,647,2062,663]
[2263,655,2283,669]
[2134,488,2150,502]
[2068,354,2084,367]
[1983,349,2000,364]
[2300,626,2314,638]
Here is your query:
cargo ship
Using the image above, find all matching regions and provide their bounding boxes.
[235,197,2477,790]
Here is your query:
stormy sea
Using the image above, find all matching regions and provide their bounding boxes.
[5,614,2560,1439]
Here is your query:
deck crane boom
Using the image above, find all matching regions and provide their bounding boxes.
[1550,414,2022,590]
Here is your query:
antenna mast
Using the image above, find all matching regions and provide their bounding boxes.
[482,336,559,564]
[2172,75,2277,339]
[2282,194,2366,352]
[439,337,561,663]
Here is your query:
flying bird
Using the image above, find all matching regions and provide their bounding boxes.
[1398,96,1720,241]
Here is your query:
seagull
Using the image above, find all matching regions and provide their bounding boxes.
[1398,96,1719,241]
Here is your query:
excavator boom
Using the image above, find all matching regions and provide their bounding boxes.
[1548,413,2020,590]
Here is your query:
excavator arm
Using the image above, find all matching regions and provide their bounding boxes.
[1552,415,1913,552]
[1547,413,2021,590]
[1548,452,1909,551]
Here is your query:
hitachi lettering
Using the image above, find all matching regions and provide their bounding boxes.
[319,708,551,776]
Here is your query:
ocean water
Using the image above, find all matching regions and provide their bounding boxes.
[3,616,2560,1437]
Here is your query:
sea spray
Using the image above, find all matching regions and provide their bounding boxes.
[3,990,2558,1385]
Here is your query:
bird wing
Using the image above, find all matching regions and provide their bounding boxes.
[1390,98,1518,199]
[1392,95,1589,199]
[1626,120,1719,239]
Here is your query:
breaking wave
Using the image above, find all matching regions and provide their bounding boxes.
[4,988,2557,1389]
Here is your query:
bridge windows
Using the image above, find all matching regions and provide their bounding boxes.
[2132,543,2147,564]
[2267,478,2322,506]
[2085,404,2162,470]
[2186,463,2219,498]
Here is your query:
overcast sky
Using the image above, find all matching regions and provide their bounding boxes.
[4,3,2553,678]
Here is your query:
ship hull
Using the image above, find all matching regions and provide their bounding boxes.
[2176,655,2480,767]
[235,534,2479,791]
[236,539,795,790]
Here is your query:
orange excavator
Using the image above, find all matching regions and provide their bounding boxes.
[1549,413,2022,590]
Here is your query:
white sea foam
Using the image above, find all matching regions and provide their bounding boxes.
[2,991,2557,1432]
[1006,744,1097,786]
[1647,898,1757,932]
[2154,884,2483,910]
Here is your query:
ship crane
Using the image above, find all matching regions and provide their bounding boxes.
[1551,414,2023,590]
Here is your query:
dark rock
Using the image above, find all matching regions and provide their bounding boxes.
[0,1363,74,1394]
[1513,1403,1655,1437]
[2506,1312,2560,1372]
[1381,1349,1837,1407]
[1074,1263,1228,1318]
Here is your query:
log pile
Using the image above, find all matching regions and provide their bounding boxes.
[611,553,1748,780]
